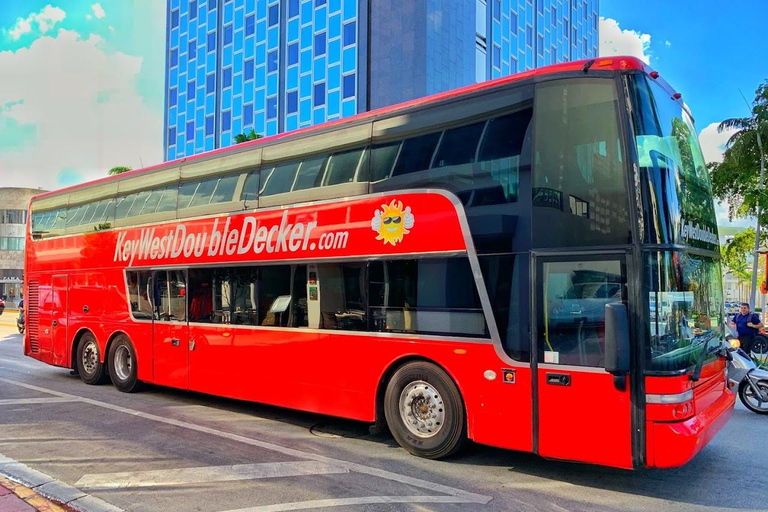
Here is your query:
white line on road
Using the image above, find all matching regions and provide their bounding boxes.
[0,397,81,405]
[0,377,492,508]
[75,461,349,489]
[217,495,481,512]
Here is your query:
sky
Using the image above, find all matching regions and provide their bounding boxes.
[0,1,765,227]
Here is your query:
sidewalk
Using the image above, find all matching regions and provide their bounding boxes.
[0,476,76,512]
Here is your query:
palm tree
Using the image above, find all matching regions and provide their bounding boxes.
[234,129,262,144]
[717,81,768,307]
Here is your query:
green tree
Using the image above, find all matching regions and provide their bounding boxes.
[709,80,768,221]
[108,166,132,175]
[234,129,262,144]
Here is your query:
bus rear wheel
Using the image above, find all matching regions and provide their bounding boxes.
[108,335,142,393]
[384,361,466,459]
[76,333,107,385]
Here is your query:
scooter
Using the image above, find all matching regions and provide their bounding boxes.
[16,310,24,334]
[724,335,768,414]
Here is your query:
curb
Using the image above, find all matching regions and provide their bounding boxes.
[0,475,77,512]
[0,455,124,512]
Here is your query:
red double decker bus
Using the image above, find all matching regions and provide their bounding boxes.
[24,57,733,469]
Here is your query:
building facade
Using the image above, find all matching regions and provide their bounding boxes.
[0,188,41,307]
[164,0,599,160]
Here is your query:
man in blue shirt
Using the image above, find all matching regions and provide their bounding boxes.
[729,302,764,356]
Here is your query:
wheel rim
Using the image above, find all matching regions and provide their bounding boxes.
[114,345,132,382]
[743,382,768,411]
[399,380,445,438]
[81,340,98,375]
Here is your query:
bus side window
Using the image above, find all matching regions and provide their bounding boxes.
[154,270,187,322]
[125,271,153,320]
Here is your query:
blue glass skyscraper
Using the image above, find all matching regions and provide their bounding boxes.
[165,0,598,160]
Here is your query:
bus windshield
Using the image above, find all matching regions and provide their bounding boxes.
[630,75,718,250]
[646,252,724,372]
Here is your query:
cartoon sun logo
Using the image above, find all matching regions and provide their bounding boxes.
[371,199,415,246]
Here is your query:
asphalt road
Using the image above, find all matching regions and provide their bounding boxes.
[0,318,766,512]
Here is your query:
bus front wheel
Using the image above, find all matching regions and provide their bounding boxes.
[108,335,142,393]
[384,361,466,459]
[76,333,108,385]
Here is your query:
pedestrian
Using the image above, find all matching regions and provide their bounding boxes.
[729,302,764,357]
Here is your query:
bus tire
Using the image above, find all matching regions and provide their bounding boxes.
[76,333,108,385]
[384,361,466,459]
[108,335,142,393]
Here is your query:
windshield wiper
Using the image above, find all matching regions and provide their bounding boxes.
[690,333,720,382]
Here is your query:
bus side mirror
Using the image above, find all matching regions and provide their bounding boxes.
[605,303,630,382]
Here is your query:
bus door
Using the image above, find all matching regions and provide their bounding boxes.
[534,255,633,468]
[151,269,189,389]
[50,274,69,367]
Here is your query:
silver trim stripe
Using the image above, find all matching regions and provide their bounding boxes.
[646,390,694,404]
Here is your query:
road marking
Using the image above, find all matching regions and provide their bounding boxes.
[0,454,123,512]
[0,397,80,406]
[0,377,492,508]
[217,495,482,512]
[75,461,349,489]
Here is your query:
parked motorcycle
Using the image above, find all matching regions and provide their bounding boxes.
[725,336,768,414]
[16,310,24,334]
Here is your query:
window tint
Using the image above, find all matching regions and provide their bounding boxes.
[126,270,153,320]
[156,186,178,213]
[474,108,533,204]
[370,88,533,218]
[432,121,486,168]
[78,202,99,226]
[368,142,400,182]
[153,270,187,322]
[188,178,218,207]
[211,175,239,203]
[128,190,151,217]
[115,194,137,219]
[178,181,198,209]
[65,205,85,227]
[241,171,259,202]
[479,254,530,361]
[140,188,163,215]
[261,162,300,196]
[315,263,367,330]
[532,79,630,248]
[292,156,327,191]
[538,258,625,367]
[391,132,441,177]
[258,265,295,327]
[93,198,116,223]
[369,258,487,337]
[323,148,364,186]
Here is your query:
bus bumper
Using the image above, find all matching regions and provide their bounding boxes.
[647,389,735,468]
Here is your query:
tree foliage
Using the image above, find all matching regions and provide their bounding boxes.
[721,228,757,270]
[108,166,132,175]
[709,80,768,221]
[234,130,262,144]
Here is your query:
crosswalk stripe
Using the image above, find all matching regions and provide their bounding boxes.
[0,397,80,405]
[75,461,349,489]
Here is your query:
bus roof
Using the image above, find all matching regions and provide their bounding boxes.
[33,56,651,203]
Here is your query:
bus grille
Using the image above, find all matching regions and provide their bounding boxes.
[28,280,39,353]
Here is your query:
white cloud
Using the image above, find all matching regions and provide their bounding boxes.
[599,17,651,64]
[91,3,106,19]
[699,122,738,164]
[0,29,163,191]
[6,5,67,40]
[665,40,672,48]
[8,18,32,40]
